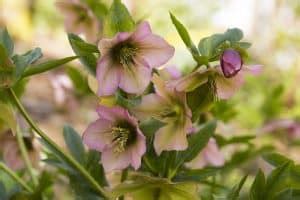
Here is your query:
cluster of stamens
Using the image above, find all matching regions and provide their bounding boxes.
[119,46,138,66]
[111,127,130,153]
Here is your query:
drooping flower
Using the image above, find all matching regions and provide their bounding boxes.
[186,138,224,169]
[82,106,146,172]
[170,50,261,99]
[56,0,100,42]
[132,74,192,155]
[220,49,243,78]
[96,21,175,96]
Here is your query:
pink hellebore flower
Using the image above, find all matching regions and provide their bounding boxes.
[186,138,225,169]
[171,49,261,99]
[83,106,146,172]
[133,74,192,155]
[261,119,300,139]
[56,0,100,42]
[97,21,175,96]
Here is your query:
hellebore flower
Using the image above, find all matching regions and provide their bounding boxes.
[186,138,224,169]
[261,119,300,139]
[56,0,100,42]
[171,49,261,99]
[133,74,192,155]
[83,106,146,172]
[97,21,175,96]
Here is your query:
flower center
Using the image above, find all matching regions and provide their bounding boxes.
[111,43,138,66]
[110,121,137,153]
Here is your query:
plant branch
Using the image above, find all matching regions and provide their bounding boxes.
[8,88,112,199]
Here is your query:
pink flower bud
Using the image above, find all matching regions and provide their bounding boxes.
[220,49,243,78]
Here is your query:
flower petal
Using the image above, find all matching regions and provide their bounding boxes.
[154,122,188,155]
[82,119,113,152]
[215,67,245,99]
[96,105,128,121]
[119,63,152,94]
[132,93,168,121]
[101,149,131,172]
[98,32,131,56]
[243,65,262,75]
[96,56,120,96]
[130,131,146,170]
[131,22,175,68]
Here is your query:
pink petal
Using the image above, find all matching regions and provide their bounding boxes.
[82,119,113,152]
[131,22,175,68]
[152,74,174,103]
[130,132,146,170]
[159,65,182,80]
[203,139,225,166]
[154,123,188,155]
[98,32,131,56]
[215,67,245,99]
[243,65,262,75]
[101,149,131,172]
[96,105,128,121]
[96,56,120,96]
[119,62,152,94]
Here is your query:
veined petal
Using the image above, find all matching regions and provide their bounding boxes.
[98,32,131,56]
[130,131,146,170]
[215,67,245,99]
[96,105,128,121]
[101,149,131,172]
[154,122,188,155]
[152,74,174,103]
[132,93,168,121]
[96,56,120,96]
[131,22,175,68]
[119,63,152,94]
[82,119,113,152]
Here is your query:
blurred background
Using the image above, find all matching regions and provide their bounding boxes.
[0,0,300,199]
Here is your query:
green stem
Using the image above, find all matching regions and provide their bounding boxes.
[8,89,112,199]
[0,162,33,193]
[119,169,128,200]
[15,128,38,187]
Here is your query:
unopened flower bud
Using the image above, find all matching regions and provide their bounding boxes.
[220,49,242,78]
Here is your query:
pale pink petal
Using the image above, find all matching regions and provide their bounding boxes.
[131,22,175,68]
[243,65,262,75]
[152,74,174,102]
[101,149,131,172]
[119,63,152,94]
[215,67,245,99]
[203,139,225,166]
[132,93,168,121]
[82,119,113,152]
[98,32,131,56]
[154,123,188,155]
[130,132,146,170]
[96,105,128,121]
[96,56,120,96]
[159,65,182,80]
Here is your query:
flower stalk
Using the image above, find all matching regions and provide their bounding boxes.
[0,162,33,193]
[8,88,112,199]
[15,128,38,187]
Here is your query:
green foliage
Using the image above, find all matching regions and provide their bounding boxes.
[68,34,98,75]
[0,28,14,57]
[12,48,43,79]
[66,66,91,95]
[23,56,78,78]
[226,175,248,200]
[104,0,135,36]
[115,90,141,109]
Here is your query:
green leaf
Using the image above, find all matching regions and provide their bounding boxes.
[264,162,292,199]
[115,90,141,109]
[0,44,15,88]
[83,0,108,20]
[0,102,16,134]
[12,48,42,78]
[225,28,243,42]
[140,118,165,138]
[63,125,86,164]
[227,175,248,200]
[263,153,293,167]
[250,169,266,200]
[0,182,8,200]
[66,67,91,95]
[22,56,78,78]
[174,167,220,183]
[0,28,14,56]
[169,13,198,56]
[85,150,107,186]
[174,121,217,170]
[104,0,135,36]
[68,34,97,75]
[215,134,255,147]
